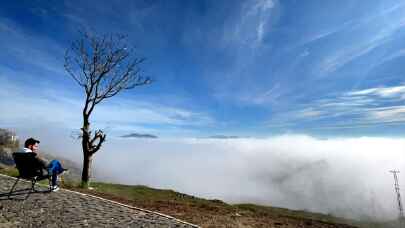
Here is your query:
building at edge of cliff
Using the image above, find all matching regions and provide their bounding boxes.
[0,128,18,146]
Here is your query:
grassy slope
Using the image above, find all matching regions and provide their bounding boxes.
[0,166,396,228]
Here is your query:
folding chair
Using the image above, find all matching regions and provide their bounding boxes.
[8,152,52,199]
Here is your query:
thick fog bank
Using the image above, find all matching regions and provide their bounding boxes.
[17,129,405,220]
[90,135,404,220]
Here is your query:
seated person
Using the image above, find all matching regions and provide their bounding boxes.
[20,138,67,192]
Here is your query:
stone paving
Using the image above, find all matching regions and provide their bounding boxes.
[0,174,199,228]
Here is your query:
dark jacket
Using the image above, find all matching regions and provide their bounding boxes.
[20,148,49,168]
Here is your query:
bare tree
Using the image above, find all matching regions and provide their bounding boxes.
[64,32,151,187]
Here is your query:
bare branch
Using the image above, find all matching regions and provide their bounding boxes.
[89,129,106,155]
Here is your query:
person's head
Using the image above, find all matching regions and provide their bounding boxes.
[24,138,40,152]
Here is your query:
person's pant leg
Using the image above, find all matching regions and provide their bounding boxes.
[48,160,64,186]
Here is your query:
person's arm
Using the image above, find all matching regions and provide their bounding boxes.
[33,152,49,168]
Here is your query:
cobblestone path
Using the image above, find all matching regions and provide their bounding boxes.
[0,174,199,228]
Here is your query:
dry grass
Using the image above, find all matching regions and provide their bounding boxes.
[63,182,359,228]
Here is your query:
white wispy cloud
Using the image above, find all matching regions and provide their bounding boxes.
[298,2,405,49]
[94,99,214,128]
[267,84,405,129]
[226,0,276,48]
[0,18,66,76]
[345,85,405,99]
[317,5,405,76]
[251,0,274,44]
[0,70,215,135]
[366,106,405,123]
[249,83,282,105]
[319,40,383,75]
[380,48,405,64]
[211,0,279,106]
[296,108,325,118]
[294,24,349,49]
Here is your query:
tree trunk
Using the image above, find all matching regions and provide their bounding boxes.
[81,114,91,188]
[81,153,93,188]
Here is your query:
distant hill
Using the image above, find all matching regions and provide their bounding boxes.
[208,135,240,139]
[121,133,158,139]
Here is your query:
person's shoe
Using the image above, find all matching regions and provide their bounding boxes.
[51,185,60,192]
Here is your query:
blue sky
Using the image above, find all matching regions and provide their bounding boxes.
[2,0,405,137]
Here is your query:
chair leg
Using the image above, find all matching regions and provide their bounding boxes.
[48,178,52,192]
[31,178,37,192]
[21,177,39,200]
[8,177,20,199]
